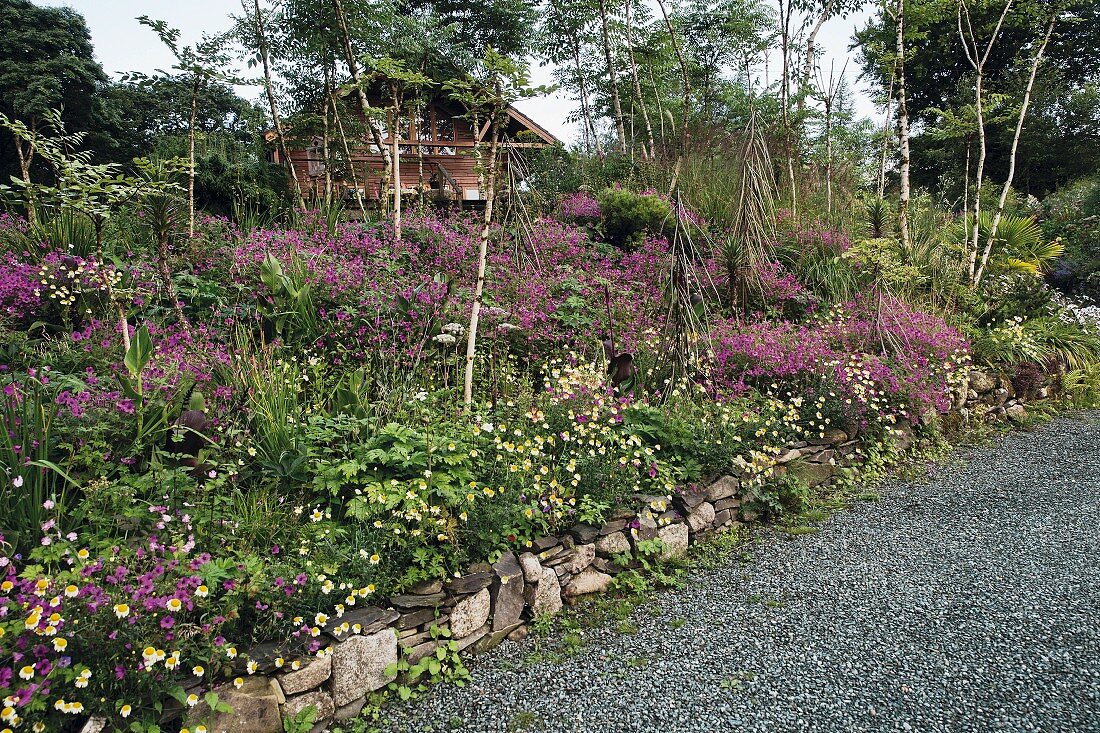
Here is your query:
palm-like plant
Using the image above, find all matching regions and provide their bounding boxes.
[976,212,1063,276]
[864,197,891,239]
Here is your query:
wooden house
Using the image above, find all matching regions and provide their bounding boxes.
[269,96,559,207]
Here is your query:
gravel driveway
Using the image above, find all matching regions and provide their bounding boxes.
[383,415,1100,733]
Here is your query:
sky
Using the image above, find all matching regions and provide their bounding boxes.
[40,0,883,142]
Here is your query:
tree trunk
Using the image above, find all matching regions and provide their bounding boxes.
[877,76,895,199]
[332,0,392,212]
[598,0,628,154]
[657,0,691,192]
[778,0,797,213]
[824,100,833,215]
[572,36,603,157]
[975,11,1056,284]
[648,64,667,154]
[624,0,656,159]
[896,0,911,251]
[959,0,1014,280]
[157,232,188,329]
[248,0,303,207]
[189,75,199,237]
[416,101,425,196]
[967,70,987,277]
[322,99,333,201]
[392,89,403,241]
[962,133,971,246]
[13,120,36,226]
[799,1,833,112]
[464,118,501,406]
[331,91,366,213]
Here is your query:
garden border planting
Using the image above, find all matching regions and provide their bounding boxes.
[81,365,1047,733]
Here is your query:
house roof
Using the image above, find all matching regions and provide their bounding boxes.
[265,92,560,147]
[505,106,559,145]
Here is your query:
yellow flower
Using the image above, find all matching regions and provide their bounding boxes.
[114,603,130,618]
[64,584,79,598]
[186,693,199,707]
[120,704,132,718]
[226,646,238,659]
[0,581,12,593]
[195,585,209,598]
[76,548,89,560]
[166,598,182,612]
[18,666,33,680]
[274,658,284,669]
[192,665,205,676]
[314,612,328,626]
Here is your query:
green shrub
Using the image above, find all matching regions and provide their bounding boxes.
[597,188,672,249]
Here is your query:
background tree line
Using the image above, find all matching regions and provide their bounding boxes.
[2,0,1099,227]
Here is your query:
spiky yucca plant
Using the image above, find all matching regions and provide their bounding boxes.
[864,197,891,239]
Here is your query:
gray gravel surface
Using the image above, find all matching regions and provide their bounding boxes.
[383,415,1100,733]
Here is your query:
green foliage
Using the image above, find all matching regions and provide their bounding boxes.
[386,625,470,701]
[977,212,1063,276]
[310,413,476,588]
[855,0,1100,198]
[864,197,891,238]
[258,251,321,344]
[283,705,319,733]
[1060,364,1100,408]
[576,495,611,525]
[738,472,809,520]
[0,0,110,185]
[596,188,673,249]
[1040,177,1100,291]
[0,370,83,550]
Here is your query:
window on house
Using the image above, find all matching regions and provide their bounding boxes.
[435,113,456,155]
[306,137,325,177]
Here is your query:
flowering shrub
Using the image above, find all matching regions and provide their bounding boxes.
[751,259,817,319]
[709,294,968,428]
[0,255,40,329]
[558,192,601,225]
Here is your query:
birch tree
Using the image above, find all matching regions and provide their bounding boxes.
[894,0,911,250]
[137,17,240,237]
[236,0,304,208]
[597,0,629,153]
[331,0,394,211]
[446,50,548,406]
[957,0,1014,279]
[974,5,1057,283]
